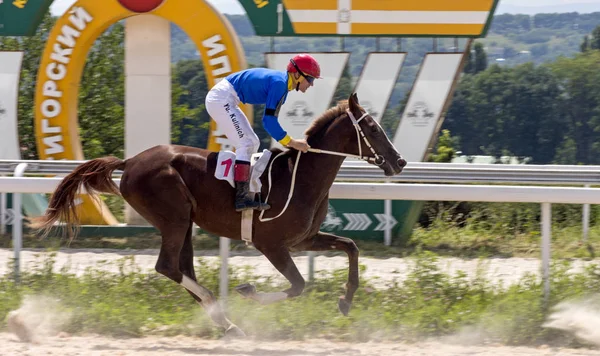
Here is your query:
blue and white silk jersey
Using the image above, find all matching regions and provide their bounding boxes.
[226,68,292,144]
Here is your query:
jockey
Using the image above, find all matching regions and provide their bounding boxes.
[205,53,321,212]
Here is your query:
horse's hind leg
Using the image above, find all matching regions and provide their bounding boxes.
[125,169,243,336]
[235,244,305,305]
[154,221,244,337]
[177,223,244,336]
[291,232,359,316]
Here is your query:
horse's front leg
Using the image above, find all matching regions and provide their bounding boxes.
[291,231,359,316]
[235,244,305,305]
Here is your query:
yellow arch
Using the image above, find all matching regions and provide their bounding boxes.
[35,0,250,225]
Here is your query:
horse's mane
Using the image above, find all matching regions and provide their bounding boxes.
[305,100,350,138]
[269,99,357,156]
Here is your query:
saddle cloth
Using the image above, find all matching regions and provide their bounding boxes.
[215,149,272,193]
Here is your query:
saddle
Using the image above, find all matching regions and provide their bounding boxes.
[214,149,272,244]
[214,149,272,194]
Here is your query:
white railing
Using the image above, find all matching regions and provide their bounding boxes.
[3,159,600,184]
[2,174,600,300]
[2,159,597,242]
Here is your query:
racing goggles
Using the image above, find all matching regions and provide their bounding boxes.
[290,59,316,84]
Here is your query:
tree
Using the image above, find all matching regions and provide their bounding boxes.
[463,49,474,74]
[553,137,578,164]
[443,62,565,164]
[551,51,600,164]
[77,23,126,158]
[463,42,488,74]
[591,25,600,50]
[428,129,457,163]
[171,59,208,148]
[508,63,564,164]
[581,35,590,52]
[473,42,488,73]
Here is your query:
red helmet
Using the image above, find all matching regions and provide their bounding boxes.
[287,54,321,79]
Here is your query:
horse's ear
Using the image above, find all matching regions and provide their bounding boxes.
[349,92,359,112]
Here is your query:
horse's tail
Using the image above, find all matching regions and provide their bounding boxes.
[29,156,125,239]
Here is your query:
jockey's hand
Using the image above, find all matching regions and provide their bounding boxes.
[287,138,310,153]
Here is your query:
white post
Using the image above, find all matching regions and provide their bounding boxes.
[583,184,590,242]
[541,202,551,302]
[13,163,27,283]
[0,191,6,236]
[219,236,230,309]
[124,15,171,225]
[384,199,392,246]
[307,251,315,282]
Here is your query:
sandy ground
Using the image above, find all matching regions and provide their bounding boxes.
[1,248,598,288]
[1,332,600,356]
[2,248,600,355]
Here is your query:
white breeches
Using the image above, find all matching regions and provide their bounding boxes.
[205,79,260,162]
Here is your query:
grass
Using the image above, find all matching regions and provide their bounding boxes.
[1,252,600,347]
[2,220,599,261]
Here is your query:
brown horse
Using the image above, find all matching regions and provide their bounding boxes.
[31,93,406,337]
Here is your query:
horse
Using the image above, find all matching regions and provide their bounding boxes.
[30,92,406,337]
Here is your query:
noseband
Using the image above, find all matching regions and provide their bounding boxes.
[345,109,386,166]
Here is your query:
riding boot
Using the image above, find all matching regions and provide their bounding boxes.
[234,161,270,212]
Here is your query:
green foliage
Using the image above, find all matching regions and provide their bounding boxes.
[473,42,488,73]
[170,60,207,148]
[514,28,553,44]
[550,50,600,164]
[78,23,126,159]
[428,129,457,163]
[592,26,600,50]
[442,56,600,164]
[412,198,600,260]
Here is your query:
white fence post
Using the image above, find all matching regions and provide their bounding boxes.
[384,199,392,246]
[541,202,551,303]
[583,184,590,242]
[0,190,6,236]
[219,236,230,309]
[12,163,28,283]
[307,251,315,282]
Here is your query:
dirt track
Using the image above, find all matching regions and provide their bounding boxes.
[1,248,598,289]
[2,333,600,356]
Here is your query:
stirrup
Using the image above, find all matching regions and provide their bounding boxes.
[254,193,270,211]
[235,199,270,212]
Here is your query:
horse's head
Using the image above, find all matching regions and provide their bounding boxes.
[305,92,406,176]
[342,93,406,176]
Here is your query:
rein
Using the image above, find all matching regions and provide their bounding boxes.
[258,109,382,222]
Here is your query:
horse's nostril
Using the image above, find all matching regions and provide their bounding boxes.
[397,158,407,168]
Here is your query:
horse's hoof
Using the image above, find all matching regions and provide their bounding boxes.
[235,283,256,298]
[338,296,352,316]
[224,324,246,338]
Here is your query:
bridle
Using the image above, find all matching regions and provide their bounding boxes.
[307,109,385,166]
[258,109,388,222]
